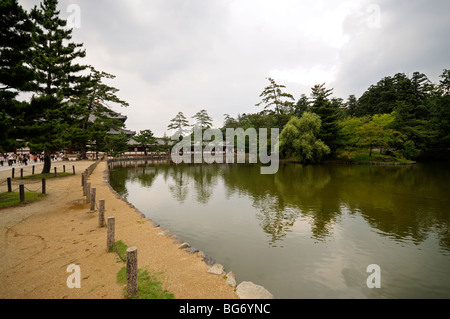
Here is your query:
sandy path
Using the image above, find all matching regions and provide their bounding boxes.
[0,160,237,299]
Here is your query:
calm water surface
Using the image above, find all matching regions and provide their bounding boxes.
[109,160,450,298]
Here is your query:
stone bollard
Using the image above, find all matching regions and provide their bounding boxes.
[19,185,25,203]
[107,216,115,251]
[86,183,91,204]
[90,188,96,212]
[98,199,105,227]
[126,247,138,298]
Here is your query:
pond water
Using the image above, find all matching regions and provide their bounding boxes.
[109,159,450,299]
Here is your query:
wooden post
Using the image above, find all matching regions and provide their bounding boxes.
[126,247,138,298]
[84,176,89,196]
[73,165,75,175]
[90,188,96,212]
[32,165,35,175]
[7,178,12,193]
[19,185,25,203]
[54,167,57,177]
[42,178,46,194]
[107,216,115,251]
[12,168,15,179]
[20,168,23,179]
[86,182,91,204]
[98,199,105,227]
[63,165,66,173]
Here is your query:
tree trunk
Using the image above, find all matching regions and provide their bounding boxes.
[41,150,51,174]
[80,143,88,160]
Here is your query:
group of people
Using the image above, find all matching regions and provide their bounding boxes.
[0,153,53,167]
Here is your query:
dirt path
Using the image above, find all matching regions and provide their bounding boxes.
[0,160,237,299]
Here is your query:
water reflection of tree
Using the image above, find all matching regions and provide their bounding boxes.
[190,165,219,204]
[167,165,190,203]
[222,164,343,245]
[335,164,450,251]
[109,160,450,252]
[108,166,130,198]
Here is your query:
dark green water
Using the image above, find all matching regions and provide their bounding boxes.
[109,159,450,298]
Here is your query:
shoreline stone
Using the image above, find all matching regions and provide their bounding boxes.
[235,281,274,299]
[226,271,237,288]
[208,263,225,275]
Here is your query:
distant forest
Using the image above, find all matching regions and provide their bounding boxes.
[222,70,450,163]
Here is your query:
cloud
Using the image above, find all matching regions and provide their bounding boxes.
[18,0,450,136]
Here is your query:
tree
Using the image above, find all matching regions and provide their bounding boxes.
[134,129,157,155]
[356,114,401,157]
[279,112,330,164]
[26,0,87,173]
[0,0,34,152]
[344,94,358,117]
[105,132,129,157]
[428,69,450,148]
[293,94,310,118]
[192,109,212,131]
[168,111,190,138]
[256,77,295,128]
[70,66,129,159]
[309,83,340,153]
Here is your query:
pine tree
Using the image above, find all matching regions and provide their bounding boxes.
[134,130,157,156]
[309,83,340,153]
[168,112,190,138]
[0,0,34,152]
[26,0,87,173]
[70,66,129,159]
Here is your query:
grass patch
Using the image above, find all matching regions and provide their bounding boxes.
[108,240,129,263]
[15,172,73,180]
[0,192,45,209]
[117,266,175,299]
[109,240,175,299]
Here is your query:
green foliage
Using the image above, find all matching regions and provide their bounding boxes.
[279,112,330,164]
[309,83,340,152]
[256,77,295,128]
[105,132,130,157]
[0,0,34,152]
[168,111,190,137]
[192,109,213,130]
[21,0,87,173]
[69,66,129,158]
[402,140,417,160]
[337,113,403,158]
[134,129,157,155]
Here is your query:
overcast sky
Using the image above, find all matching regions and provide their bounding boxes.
[19,0,450,137]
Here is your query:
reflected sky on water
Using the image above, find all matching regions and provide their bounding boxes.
[109,160,450,298]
